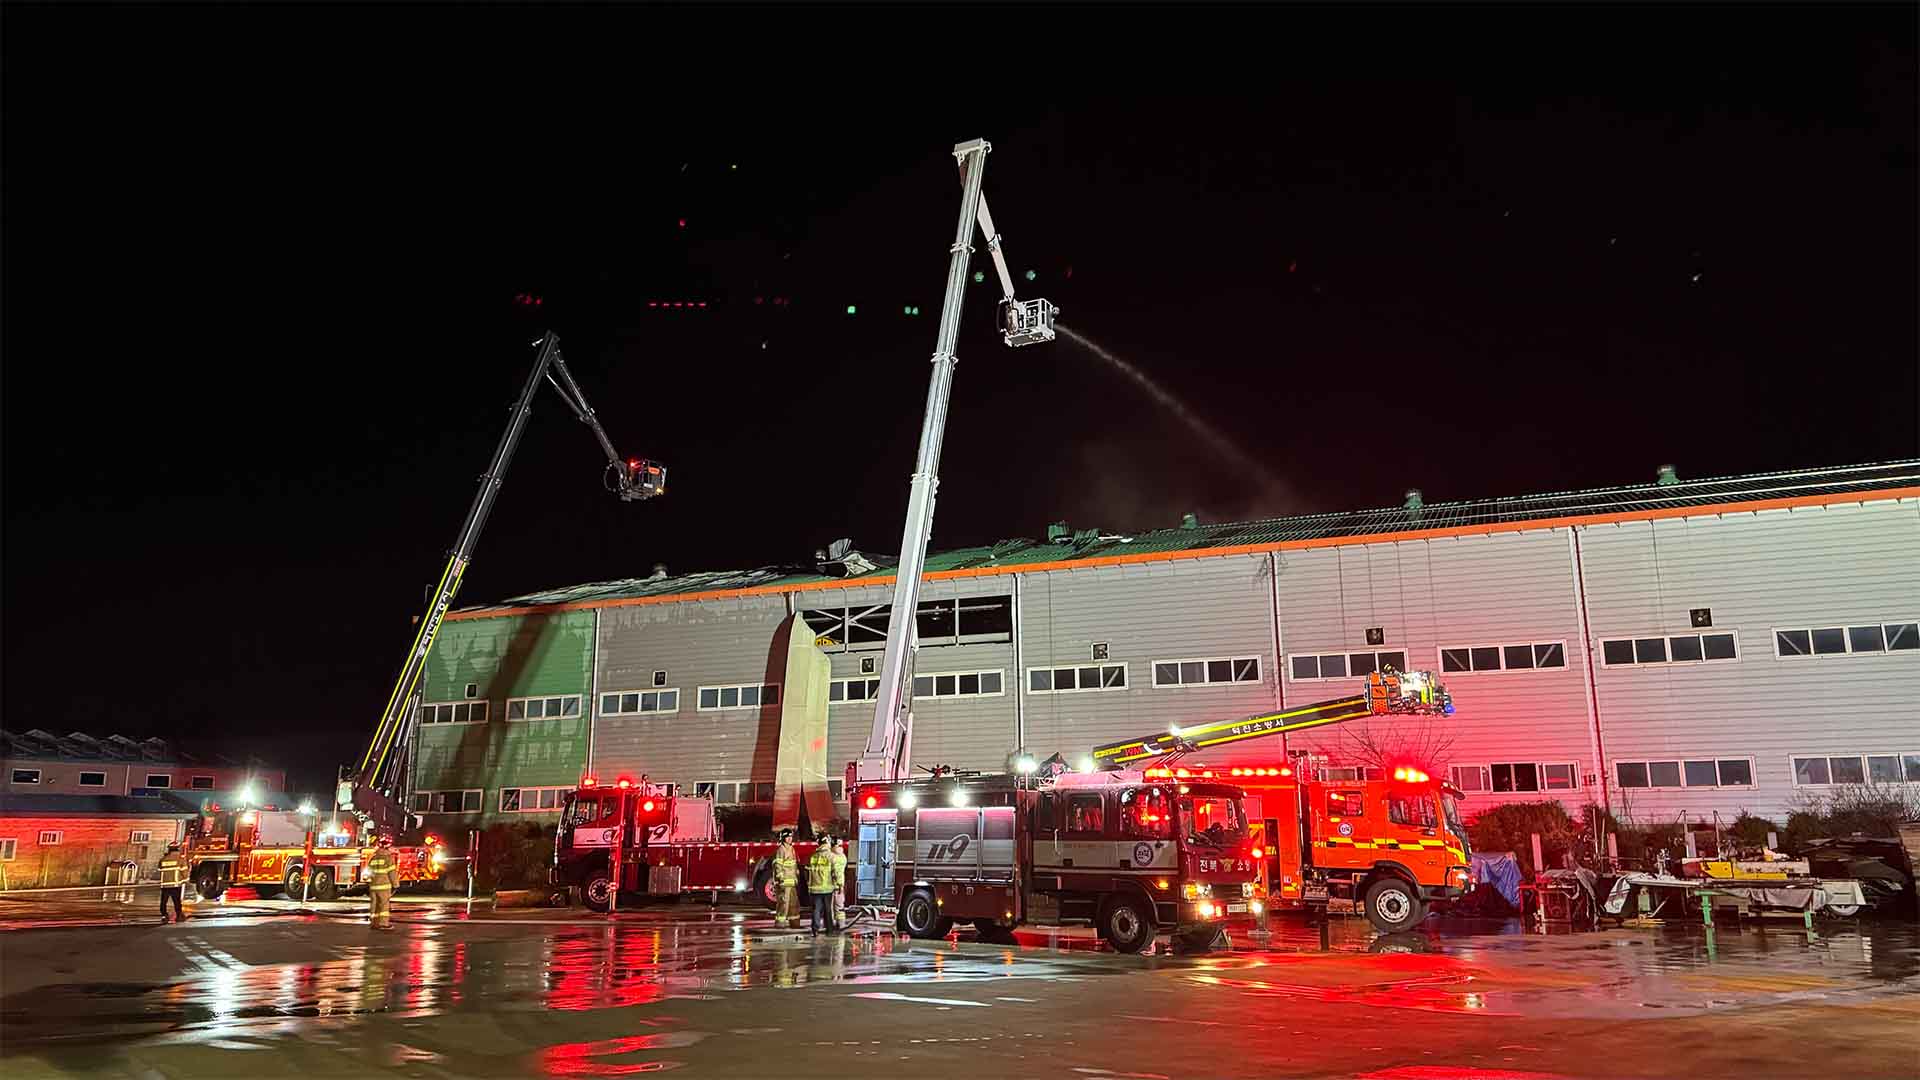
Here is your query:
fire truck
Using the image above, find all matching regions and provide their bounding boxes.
[1092,668,1471,932]
[552,776,821,911]
[849,767,1259,953]
[182,800,447,901]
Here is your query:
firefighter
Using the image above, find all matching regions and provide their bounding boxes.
[157,841,188,924]
[806,834,837,935]
[366,833,398,931]
[772,831,800,928]
[827,836,848,928]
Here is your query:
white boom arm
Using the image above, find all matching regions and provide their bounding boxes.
[858,138,1055,783]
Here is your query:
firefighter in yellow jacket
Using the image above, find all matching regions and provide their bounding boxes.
[772,831,800,928]
[157,841,188,924]
[828,836,848,928]
[806,835,837,936]
[366,834,398,930]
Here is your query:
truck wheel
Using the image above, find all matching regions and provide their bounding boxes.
[311,866,339,902]
[1364,877,1425,933]
[195,865,226,901]
[280,862,306,899]
[1101,897,1155,954]
[752,866,777,909]
[1824,903,1860,917]
[583,871,614,913]
[899,889,943,938]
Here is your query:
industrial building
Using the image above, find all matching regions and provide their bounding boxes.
[0,729,288,886]
[409,461,1919,830]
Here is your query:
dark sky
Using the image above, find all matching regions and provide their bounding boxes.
[4,5,1914,793]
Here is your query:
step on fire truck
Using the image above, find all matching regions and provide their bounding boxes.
[552,776,820,911]
[183,799,446,901]
[849,766,1259,953]
[1092,668,1471,932]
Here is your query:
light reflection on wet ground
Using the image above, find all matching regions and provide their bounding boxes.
[2,905,1916,1077]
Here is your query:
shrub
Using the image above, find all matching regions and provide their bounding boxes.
[1726,812,1780,852]
[1467,801,1577,878]
[474,820,557,891]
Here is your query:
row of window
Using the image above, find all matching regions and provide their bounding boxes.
[1775,622,1918,658]
[0,830,153,853]
[421,701,490,725]
[1449,762,1581,793]
[1441,642,1569,675]
[1028,662,1129,695]
[1793,753,1920,786]
[801,596,1014,652]
[412,789,484,814]
[498,786,572,812]
[1616,758,1753,789]
[1153,656,1261,688]
[696,683,780,712]
[1291,650,1407,683]
[692,779,845,805]
[600,690,681,716]
[1602,632,1738,667]
[10,768,219,789]
[507,695,582,721]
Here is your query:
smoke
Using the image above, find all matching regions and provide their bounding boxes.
[1055,322,1296,525]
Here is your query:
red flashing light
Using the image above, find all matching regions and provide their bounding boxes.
[1393,767,1407,781]
[581,777,597,788]
[641,799,655,812]
[864,795,879,809]
[617,778,633,790]
[1174,768,1190,778]
[1250,847,1264,859]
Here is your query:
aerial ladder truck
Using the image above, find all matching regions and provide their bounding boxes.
[858,137,1059,787]
[337,331,666,842]
[1086,667,1471,932]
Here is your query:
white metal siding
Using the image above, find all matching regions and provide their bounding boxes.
[1581,499,1920,819]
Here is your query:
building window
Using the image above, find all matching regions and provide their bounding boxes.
[129,830,154,844]
[38,830,62,845]
[1289,650,1407,682]
[1438,642,1568,675]
[499,787,569,813]
[10,769,39,785]
[1794,753,1920,786]
[695,779,771,805]
[910,670,1006,699]
[190,776,216,790]
[1153,656,1261,688]
[414,789,484,813]
[0,839,14,861]
[1601,631,1739,666]
[506,695,582,721]
[653,670,668,687]
[828,779,844,801]
[695,683,781,712]
[830,677,882,704]
[1774,622,1919,659]
[1026,663,1128,695]
[599,689,681,716]
[144,774,172,789]
[421,700,491,725]
[800,595,1013,652]
[79,771,107,787]
[1451,763,1579,793]
[1615,758,1752,789]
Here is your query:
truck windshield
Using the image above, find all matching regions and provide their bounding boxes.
[1178,794,1248,848]
[1442,794,1466,839]
[564,795,603,827]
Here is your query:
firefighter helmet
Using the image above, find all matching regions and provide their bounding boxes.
[377,833,394,846]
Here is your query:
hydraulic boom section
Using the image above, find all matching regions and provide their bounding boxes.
[1091,668,1454,770]
[339,332,665,834]
[858,138,1057,784]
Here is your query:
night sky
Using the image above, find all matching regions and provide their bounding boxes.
[4,5,1914,796]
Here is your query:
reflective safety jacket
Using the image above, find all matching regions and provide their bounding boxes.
[806,848,835,893]
[367,850,398,891]
[773,847,799,886]
[157,854,187,887]
[828,849,847,889]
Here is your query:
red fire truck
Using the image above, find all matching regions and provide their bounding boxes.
[848,767,1260,953]
[552,776,821,911]
[183,801,447,901]
[1092,668,1469,932]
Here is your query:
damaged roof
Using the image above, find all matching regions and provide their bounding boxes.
[454,459,1920,617]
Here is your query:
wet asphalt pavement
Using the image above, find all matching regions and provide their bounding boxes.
[2,893,1917,1078]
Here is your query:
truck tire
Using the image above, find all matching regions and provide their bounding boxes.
[311,866,339,902]
[583,871,615,913]
[1101,896,1155,954]
[899,889,944,938]
[752,865,777,909]
[195,864,226,901]
[280,862,306,899]
[1364,877,1425,933]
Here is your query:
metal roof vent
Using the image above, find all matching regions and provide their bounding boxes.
[649,563,669,580]
[1656,464,1680,486]
[1403,489,1424,511]
[1181,512,1199,530]
[1046,521,1071,543]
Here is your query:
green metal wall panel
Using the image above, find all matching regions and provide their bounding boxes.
[410,610,593,825]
